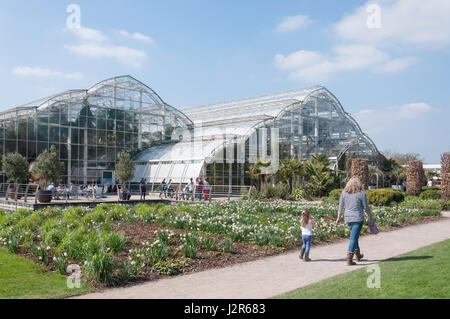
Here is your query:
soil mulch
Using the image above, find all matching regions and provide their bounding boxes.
[112,221,284,286]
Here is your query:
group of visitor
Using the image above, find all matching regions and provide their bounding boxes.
[179,177,209,201]
[46,182,77,199]
[159,179,175,198]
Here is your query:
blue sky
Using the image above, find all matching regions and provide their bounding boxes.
[0,0,449,163]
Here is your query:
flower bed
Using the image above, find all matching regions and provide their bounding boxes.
[0,201,441,287]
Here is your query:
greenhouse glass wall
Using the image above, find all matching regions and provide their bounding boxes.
[0,76,382,187]
[133,85,383,186]
[0,76,193,184]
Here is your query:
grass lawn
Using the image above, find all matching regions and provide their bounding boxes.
[0,248,92,299]
[276,239,450,299]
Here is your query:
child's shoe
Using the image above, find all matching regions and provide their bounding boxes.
[299,248,305,260]
[304,252,311,262]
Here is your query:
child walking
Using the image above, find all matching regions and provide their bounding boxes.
[300,209,315,262]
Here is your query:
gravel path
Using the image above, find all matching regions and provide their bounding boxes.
[74,212,450,299]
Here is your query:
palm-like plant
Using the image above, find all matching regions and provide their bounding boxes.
[369,165,384,188]
[303,155,335,197]
[390,165,406,185]
[246,159,272,190]
[277,157,302,192]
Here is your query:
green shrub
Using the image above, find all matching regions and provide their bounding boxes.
[32,245,49,265]
[58,229,86,260]
[329,189,344,202]
[400,196,442,210]
[261,184,277,199]
[422,186,440,191]
[116,260,140,281]
[106,233,125,254]
[203,236,217,251]
[53,254,68,275]
[289,186,311,201]
[146,242,169,264]
[182,233,200,259]
[5,236,20,253]
[84,249,114,284]
[221,238,233,253]
[274,183,290,199]
[44,228,66,247]
[441,201,450,211]
[153,259,181,276]
[366,188,405,206]
[419,190,441,200]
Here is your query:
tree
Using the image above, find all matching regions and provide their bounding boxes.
[245,159,272,190]
[115,152,136,185]
[391,165,406,185]
[2,152,29,183]
[245,164,261,189]
[382,150,424,166]
[30,145,64,187]
[369,165,384,188]
[303,154,337,197]
[277,157,302,192]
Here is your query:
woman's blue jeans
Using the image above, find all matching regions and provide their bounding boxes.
[302,235,312,253]
[347,222,363,253]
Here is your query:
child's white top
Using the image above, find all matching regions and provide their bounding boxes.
[301,220,312,236]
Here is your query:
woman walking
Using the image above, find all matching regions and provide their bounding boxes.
[336,177,373,265]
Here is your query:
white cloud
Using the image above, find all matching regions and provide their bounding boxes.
[274,50,323,70]
[131,32,154,43]
[275,15,312,32]
[355,102,434,133]
[274,0,450,82]
[376,56,418,73]
[354,101,447,161]
[334,0,450,47]
[396,102,433,119]
[12,66,83,80]
[115,29,154,43]
[64,44,147,68]
[275,44,413,82]
[70,26,108,42]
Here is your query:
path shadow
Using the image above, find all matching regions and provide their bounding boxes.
[310,258,383,263]
[386,256,433,262]
[308,256,433,263]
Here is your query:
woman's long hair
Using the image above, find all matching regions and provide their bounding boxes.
[301,209,311,228]
[344,177,363,194]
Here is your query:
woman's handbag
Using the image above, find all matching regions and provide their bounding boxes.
[368,219,379,235]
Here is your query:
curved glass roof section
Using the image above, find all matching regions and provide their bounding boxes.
[0,76,194,183]
[133,86,382,183]
[5,76,192,128]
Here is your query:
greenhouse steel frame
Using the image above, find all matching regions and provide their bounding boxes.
[0,76,193,184]
[133,85,383,186]
[0,75,382,187]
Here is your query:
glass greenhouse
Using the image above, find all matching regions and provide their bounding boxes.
[0,75,382,186]
[0,76,193,184]
[133,85,383,186]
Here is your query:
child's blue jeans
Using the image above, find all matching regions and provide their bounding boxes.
[347,221,363,253]
[302,235,312,253]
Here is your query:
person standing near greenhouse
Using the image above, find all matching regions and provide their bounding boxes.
[160,178,167,198]
[335,177,373,265]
